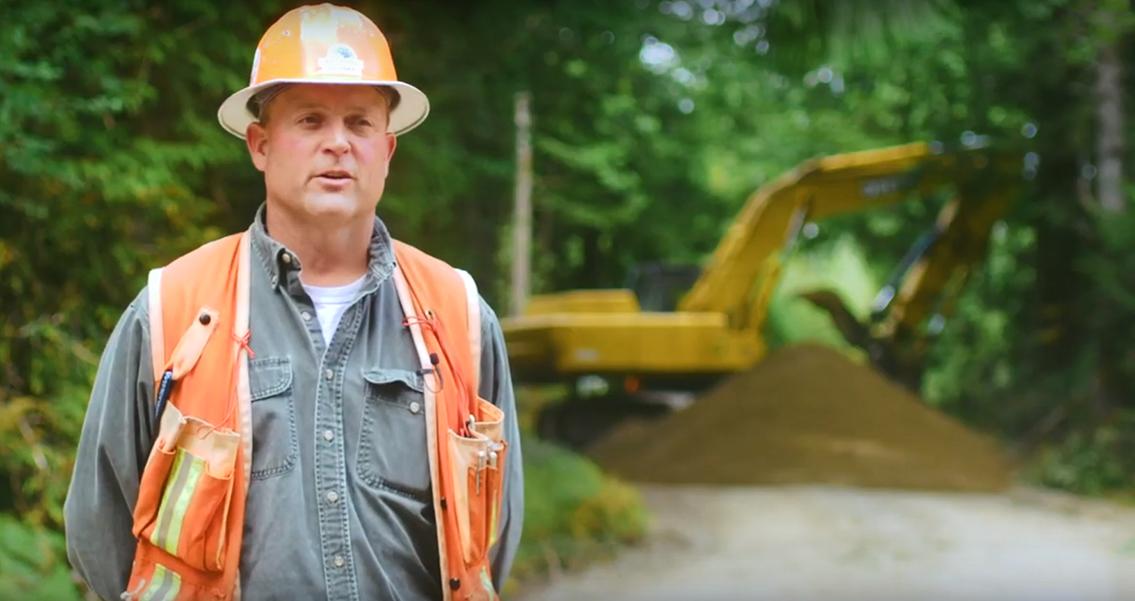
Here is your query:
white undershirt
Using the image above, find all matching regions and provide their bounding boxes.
[301,275,367,345]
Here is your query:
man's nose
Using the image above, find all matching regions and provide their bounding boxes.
[322,122,350,155]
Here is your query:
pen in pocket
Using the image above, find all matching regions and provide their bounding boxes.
[154,370,174,421]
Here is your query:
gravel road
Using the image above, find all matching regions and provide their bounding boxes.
[516,484,1135,601]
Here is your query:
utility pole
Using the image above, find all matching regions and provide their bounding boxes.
[511,92,533,316]
[1096,39,1125,213]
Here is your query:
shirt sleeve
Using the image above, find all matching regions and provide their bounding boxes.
[476,297,524,591]
[64,289,157,600]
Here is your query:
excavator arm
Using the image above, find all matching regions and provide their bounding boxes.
[677,143,1012,335]
[865,177,1017,388]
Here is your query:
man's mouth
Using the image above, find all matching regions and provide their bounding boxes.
[316,170,352,180]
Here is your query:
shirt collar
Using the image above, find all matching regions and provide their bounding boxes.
[249,203,396,292]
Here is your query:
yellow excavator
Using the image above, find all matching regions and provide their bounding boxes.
[502,142,1020,444]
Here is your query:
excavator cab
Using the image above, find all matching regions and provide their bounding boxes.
[626,262,701,312]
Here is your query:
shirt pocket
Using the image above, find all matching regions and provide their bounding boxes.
[248,356,298,480]
[357,368,430,502]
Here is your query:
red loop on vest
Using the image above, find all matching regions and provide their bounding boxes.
[402,313,475,436]
[233,330,255,359]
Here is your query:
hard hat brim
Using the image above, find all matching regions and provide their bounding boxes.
[217,79,430,139]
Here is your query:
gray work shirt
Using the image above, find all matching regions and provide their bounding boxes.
[63,206,524,601]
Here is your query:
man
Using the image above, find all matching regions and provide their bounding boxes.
[63,4,523,600]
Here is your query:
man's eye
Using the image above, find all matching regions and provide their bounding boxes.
[300,115,321,125]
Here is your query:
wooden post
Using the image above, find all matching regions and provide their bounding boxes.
[511,92,533,316]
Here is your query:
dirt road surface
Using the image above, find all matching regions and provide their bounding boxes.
[516,485,1135,601]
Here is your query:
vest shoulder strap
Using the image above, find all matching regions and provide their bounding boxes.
[391,240,482,385]
[146,233,248,384]
[454,268,481,390]
[146,268,165,384]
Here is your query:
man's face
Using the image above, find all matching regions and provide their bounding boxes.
[245,84,397,225]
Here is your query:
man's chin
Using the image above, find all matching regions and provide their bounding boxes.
[302,195,365,219]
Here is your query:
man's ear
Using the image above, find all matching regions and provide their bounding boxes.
[384,132,397,168]
[246,122,269,172]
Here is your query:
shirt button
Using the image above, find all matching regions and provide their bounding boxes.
[409,401,421,414]
[324,369,334,381]
[281,253,292,264]
[334,555,345,568]
[301,311,312,321]
[326,491,339,504]
[323,429,334,442]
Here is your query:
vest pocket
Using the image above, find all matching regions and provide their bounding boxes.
[447,397,508,567]
[249,356,297,480]
[133,403,238,574]
[150,447,232,571]
[357,368,430,502]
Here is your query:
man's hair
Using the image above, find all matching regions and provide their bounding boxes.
[246,84,402,126]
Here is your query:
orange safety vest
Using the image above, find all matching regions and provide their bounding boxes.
[125,231,507,601]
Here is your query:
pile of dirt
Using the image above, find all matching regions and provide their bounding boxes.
[589,344,1011,491]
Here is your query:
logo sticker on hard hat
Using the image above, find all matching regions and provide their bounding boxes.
[317,43,364,77]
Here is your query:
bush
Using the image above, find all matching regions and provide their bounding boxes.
[1027,415,1135,496]
[0,515,81,601]
[509,434,648,588]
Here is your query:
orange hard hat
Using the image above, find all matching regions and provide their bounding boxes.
[217,3,429,138]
